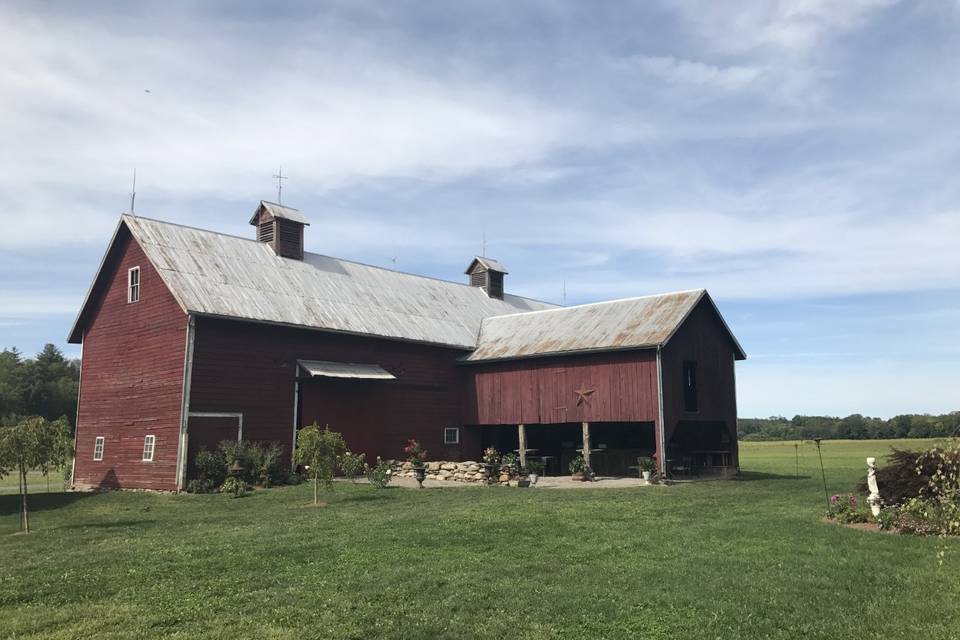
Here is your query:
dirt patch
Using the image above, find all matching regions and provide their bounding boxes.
[821,517,893,534]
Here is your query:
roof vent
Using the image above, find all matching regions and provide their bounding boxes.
[250,201,309,260]
[465,256,507,300]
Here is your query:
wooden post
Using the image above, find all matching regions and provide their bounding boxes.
[518,424,527,470]
[581,422,591,472]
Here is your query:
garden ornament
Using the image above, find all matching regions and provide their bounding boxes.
[866,457,881,518]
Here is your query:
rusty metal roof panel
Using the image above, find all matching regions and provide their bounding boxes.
[122,215,556,349]
[464,289,708,361]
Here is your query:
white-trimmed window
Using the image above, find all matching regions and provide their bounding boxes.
[127,266,140,303]
[142,435,155,462]
[93,436,105,461]
[443,427,460,445]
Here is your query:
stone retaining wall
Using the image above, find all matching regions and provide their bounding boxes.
[392,461,521,485]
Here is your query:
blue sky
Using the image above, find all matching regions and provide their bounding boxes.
[1,1,958,418]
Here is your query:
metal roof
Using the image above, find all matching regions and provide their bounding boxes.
[297,360,396,380]
[248,200,310,226]
[91,215,555,349]
[465,256,508,274]
[464,289,745,362]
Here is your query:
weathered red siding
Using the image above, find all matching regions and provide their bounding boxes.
[187,318,470,471]
[660,298,739,465]
[462,350,660,425]
[73,228,187,491]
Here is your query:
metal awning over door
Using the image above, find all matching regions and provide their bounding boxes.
[297,359,396,380]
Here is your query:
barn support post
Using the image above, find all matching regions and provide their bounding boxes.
[175,315,196,492]
[517,424,527,470]
[291,378,301,469]
[581,421,591,472]
[656,345,667,479]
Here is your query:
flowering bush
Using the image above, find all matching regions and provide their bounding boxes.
[403,439,427,466]
[365,457,393,489]
[826,493,872,524]
[482,447,501,466]
[339,450,365,483]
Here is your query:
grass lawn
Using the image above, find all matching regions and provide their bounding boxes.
[1,439,957,639]
[0,469,68,496]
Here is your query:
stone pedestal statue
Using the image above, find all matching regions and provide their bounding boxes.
[866,457,882,518]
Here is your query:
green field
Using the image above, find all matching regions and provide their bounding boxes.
[1,439,957,639]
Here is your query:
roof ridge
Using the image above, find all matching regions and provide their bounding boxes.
[480,288,706,322]
[122,214,559,309]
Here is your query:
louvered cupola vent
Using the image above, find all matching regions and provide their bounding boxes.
[465,256,508,300]
[250,201,309,260]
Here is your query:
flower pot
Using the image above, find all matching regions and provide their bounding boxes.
[412,465,426,488]
[642,471,652,482]
[528,473,538,486]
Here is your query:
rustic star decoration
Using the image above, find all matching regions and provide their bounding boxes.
[574,387,595,407]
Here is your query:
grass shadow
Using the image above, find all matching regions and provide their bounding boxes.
[60,519,156,530]
[735,471,809,481]
[0,491,93,516]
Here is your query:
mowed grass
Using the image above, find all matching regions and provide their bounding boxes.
[1,439,958,639]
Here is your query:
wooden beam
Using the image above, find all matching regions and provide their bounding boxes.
[581,421,591,472]
[518,424,527,470]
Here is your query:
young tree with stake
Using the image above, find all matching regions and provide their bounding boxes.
[0,416,73,533]
[295,423,346,505]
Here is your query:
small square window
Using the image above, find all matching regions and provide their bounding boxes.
[93,436,105,461]
[142,435,155,462]
[443,427,460,445]
[128,267,140,303]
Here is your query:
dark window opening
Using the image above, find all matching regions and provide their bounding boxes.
[683,360,698,412]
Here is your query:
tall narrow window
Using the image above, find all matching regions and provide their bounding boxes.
[142,435,155,462]
[127,266,140,303]
[93,436,105,461]
[683,361,698,412]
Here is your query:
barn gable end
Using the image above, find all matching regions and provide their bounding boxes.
[71,226,188,491]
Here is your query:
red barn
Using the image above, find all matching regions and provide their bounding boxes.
[69,202,746,491]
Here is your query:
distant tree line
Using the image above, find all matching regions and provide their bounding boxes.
[0,345,80,429]
[738,413,960,441]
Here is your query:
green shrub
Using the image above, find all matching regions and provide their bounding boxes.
[339,450,365,482]
[186,478,217,494]
[296,424,347,505]
[826,493,873,524]
[524,459,544,475]
[251,441,285,488]
[218,440,257,484]
[365,457,392,489]
[194,448,227,486]
[637,456,656,472]
[220,476,250,498]
[569,455,586,474]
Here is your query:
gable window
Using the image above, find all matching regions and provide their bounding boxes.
[127,266,140,303]
[443,427,460,445]
[142,435,155,461]
[683,361,698,412]
[93,436,105,461]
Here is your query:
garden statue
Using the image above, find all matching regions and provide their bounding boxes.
[866,457,881,518]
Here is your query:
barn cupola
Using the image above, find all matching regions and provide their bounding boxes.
[250,201,309,260]
[465,256,508,299]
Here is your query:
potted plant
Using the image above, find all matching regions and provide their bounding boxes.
[637,456,655,482]
[404,439,427,488]
[525,459,545,486]
[482,447,501,484]
[569,455,587,481]
[501,452,519,479]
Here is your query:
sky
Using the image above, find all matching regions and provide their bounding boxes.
[1,0,958,419]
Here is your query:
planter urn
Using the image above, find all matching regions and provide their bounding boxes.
[642,471,652,482]
[412,465,426,489]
